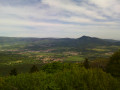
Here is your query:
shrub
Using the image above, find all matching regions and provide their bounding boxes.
[30,65,39,73]
[9,68,17,76]
[1,65,119,90]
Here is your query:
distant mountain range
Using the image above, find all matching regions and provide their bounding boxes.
[0,36,120,50]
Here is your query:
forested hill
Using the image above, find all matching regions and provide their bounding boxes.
[0,36,120,50]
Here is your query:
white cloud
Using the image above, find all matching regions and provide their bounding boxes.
[42,0,107,20]
[0,0,120,39]
[90,0,120,18]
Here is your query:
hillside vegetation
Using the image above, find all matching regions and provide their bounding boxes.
[0,36,120,90]
[0,36,120,51]
[0,64,120,90]
[0,50,120,90]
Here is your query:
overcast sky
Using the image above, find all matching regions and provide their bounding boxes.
[0,0,120,40]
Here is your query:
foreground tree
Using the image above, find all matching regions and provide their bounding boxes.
[106,50,120,77]
[30,65,39,73]
[83,58,90,69]
[42,62,63,73]
[9,68,17,76]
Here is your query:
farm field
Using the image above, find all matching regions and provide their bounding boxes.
[0,36,120,76]
[64,55,84,62]
[0,45,120,76]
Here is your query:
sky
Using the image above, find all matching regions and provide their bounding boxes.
[0,0,120,40]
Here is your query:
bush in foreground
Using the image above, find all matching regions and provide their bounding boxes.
[106,50,120,77]
[0,65,119,90]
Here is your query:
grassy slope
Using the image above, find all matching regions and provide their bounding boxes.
[64,56,84,62]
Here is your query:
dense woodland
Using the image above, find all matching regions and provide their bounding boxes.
[0,36,120,51]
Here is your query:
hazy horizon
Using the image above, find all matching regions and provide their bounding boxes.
[0,0,120,40]
[0,35,120,41]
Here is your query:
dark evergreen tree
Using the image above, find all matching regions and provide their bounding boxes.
[30,65,39,73]
[83,58,90,69]
[9,68,17,76]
